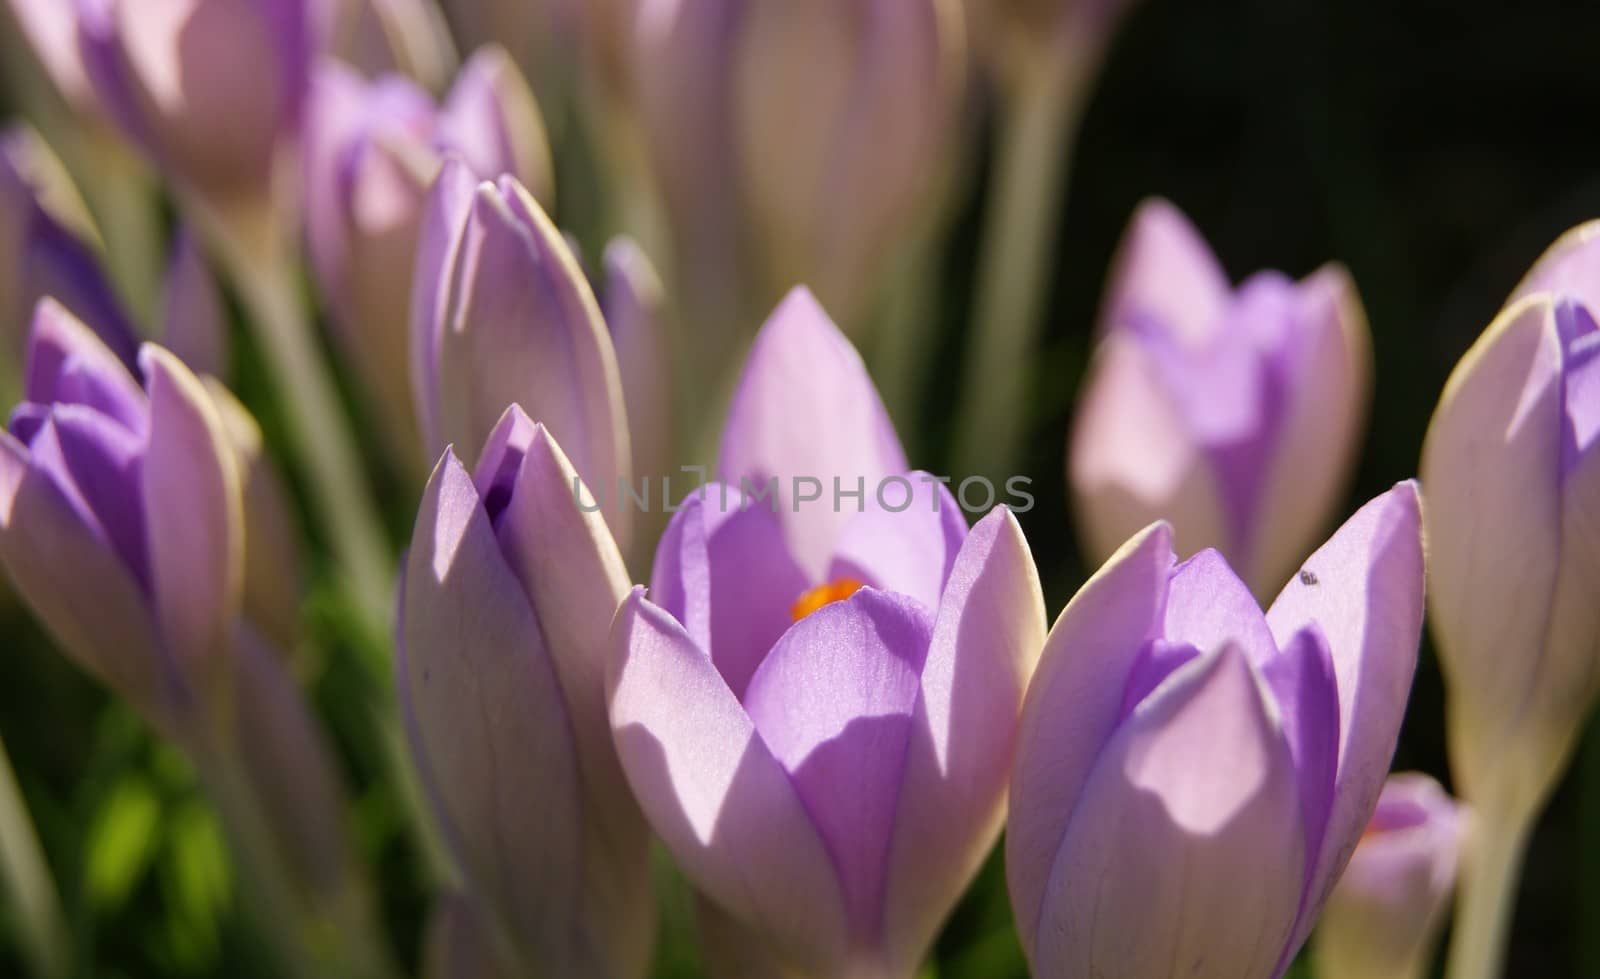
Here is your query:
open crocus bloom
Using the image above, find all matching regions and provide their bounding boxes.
[608,289,1047,978]
[1008,482,1423,979]
[1071,198,1370,598]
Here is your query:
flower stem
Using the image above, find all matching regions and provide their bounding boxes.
[951,34,1102,482]
[193,196,394,632]
[1445,807,1533,979]
[0,731,69,979]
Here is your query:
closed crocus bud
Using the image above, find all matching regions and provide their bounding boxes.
[77,0,313,205]
[1071,199,1371,599]
[411,162,630,538]
[0,300,242,728]
[304,50,551,468]
[1313,774,1465,979]
[632,0,962,332]
[400,407,653,978]
[0,125,139,408]
[1423,283,1600,820]
[317,0,457,90]
[608,289,1047,978]
[1008,483,1424,979]
[732,0,962,326]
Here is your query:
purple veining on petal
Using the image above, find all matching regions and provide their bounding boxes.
[1554,297,1600,478]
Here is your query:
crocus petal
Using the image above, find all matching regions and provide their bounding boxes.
[1099,197,1230,346]
[881,506,1046,975]
[410,157,476,453]
[1246,264,1370,596]
[480,409,654,974]
[1031,645,1305,979]
[159,229,228,379]
[1260,623,1340,951]
[649,483,809,700]
[25,298,146,434]
[435,177,630,546]
[422,893,513,979]
[1007,522,1175,954]
[1420,296,1563,804]
[1070,332,1230,569]
[1265,481,1423,954]
[437,45,552,204]
[6,0,96,109]
[1511,218,1600,306]
[827,471,967,612]
[1161,548,1276,665]
[608,590,850,972]
[741,589,933,942]
[718,287,907,578]
[139,345,243,676]
[26,406,147,584]
[402,450,587,967]
[0,430,174,728]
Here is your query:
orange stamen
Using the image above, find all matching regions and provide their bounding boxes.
[790,577,865,621]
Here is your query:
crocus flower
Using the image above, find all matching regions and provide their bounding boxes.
[1423,257,1600,822]
[630,0,963,333]
[77,0,313,205]
[400,407,654,978]
[436,0,577,110]
[0,125,138,408]
[1070,198,1371,599]
[0,304,375,968]
[411,160,630,539]
[608,289,1047,978]
[1008,482,1424,979]
[304,49,551,466]
[1313,773,1465,979]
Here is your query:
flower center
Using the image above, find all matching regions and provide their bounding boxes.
[790,577,865,621]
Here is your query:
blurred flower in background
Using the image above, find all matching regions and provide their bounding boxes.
[1070,199,1371,599]
[1313,773,1465,979]
[303,45,550,470]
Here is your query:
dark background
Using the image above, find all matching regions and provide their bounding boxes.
[2,0,1598,976]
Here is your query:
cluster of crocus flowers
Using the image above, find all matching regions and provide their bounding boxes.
[609,290,1047,977]
[1071,199,1371,598]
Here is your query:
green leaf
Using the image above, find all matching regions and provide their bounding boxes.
[83,774,161,911]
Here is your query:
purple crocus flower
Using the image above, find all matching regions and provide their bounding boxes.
[607,289,1047,977]
[76,0,313,203]
[303,48,550,465]
[410,160,630,541]
[1007,482,1424,979]
[400,407,654,978]
[1424,224,1600,827]
[1071,199,1371,598]
[1313,773,1465,979]
[0,301,375,960]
